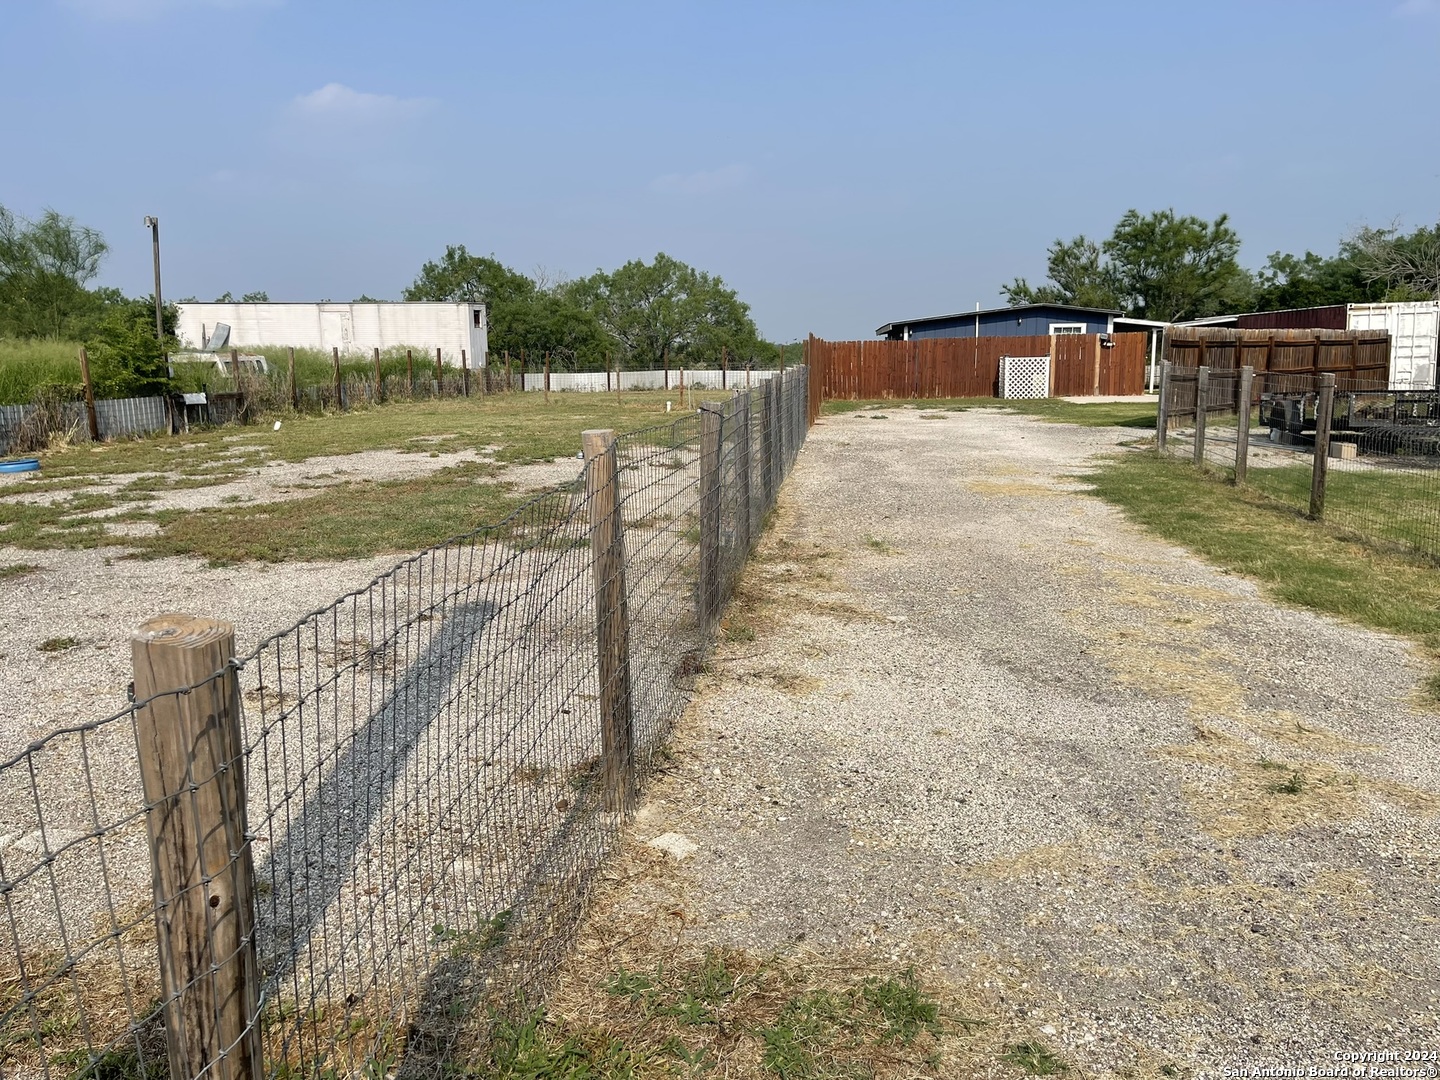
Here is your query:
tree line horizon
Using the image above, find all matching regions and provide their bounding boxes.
[2,202,1438,398]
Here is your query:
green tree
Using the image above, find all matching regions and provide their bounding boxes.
[1350,221,1440,300]
[1004,209,1253,321]
[1251,246,1384,310]
[571,253,759,370]
[85,296,178,398]
[402,244,535,307]
[0,205,109,338]
[1004,236,1121,310]
[240,290,269,303]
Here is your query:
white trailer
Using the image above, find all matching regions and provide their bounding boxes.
[173,302,488,368]
[1345,301,1439,390]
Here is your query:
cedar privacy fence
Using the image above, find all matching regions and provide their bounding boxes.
[0,367,811,1080]
[0,345,789,456]
[1158,357,1440,561]
[802,331,1151,413]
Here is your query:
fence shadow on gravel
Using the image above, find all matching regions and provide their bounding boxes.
[0,367,811,1080]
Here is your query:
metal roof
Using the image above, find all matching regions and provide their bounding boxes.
[876,302,1125,336]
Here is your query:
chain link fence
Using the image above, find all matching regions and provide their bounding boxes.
[1159,361,1440,560]
[0,367,811,1080]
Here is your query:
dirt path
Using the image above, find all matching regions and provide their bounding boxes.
[575,407,1440,1076]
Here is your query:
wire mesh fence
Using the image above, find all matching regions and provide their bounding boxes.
[1159,360,1440,561]
[0,367,811,1080]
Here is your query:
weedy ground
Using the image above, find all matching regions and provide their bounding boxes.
[0,391,728,562]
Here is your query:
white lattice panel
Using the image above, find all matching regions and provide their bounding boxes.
[999,355,1051,399]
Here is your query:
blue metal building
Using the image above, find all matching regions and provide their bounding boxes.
[877,303,1122,340]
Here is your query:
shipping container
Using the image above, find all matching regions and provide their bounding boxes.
[1345,301,1438,390]
[174,302,488,367]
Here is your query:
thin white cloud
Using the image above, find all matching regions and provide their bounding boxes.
[651,164,753,196]
[1394,0,1436,16]
[290,83,437,125]
[60,0,280,19]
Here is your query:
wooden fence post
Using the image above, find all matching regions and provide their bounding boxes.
[761,376,776,510]
[662,345,669,391]
[331,347,342,410]
[1092,334,1102,397]
[1193,365,1210,467]
[721,347,729,390]
[131,614,261,1080]
[582,430,634,812]
[699,402,723,629]
[461,349,470,397]
[288,347,298,411]
[1310,373,1336,520]
[737,389,752,553]
[1156,361,1171,453]
[78,345,100,441]
[1235,365,1254,484]
[435,347,444,397]
[373,347,383,403]
[406,348,414,396]
[481,351,489,397]
[544,352,551,405]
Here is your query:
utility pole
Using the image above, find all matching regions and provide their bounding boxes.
[144,216,165,352]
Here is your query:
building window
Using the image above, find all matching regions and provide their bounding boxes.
[473,308,484,328]
[1050,322,1086,335]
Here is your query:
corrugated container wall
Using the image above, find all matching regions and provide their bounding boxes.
[174,302,488,367]
[1347,301,1439,390]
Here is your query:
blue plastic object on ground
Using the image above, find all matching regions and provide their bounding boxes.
[0,457,40,473]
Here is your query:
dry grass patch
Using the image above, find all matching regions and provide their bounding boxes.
[534,843,1016,1079]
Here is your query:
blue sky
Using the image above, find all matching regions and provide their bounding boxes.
[3,0,1438,341]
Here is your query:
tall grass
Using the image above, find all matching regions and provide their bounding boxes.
[0,340,85,404]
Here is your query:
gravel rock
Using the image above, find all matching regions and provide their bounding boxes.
[632,406,1440,1075]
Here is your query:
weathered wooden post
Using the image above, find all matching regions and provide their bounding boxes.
[737,389,752,553]
[1156,360,1171,453]
[582,430,634,812]
[721,347,729,390]
[1193,365,1210,467]
[761,376,777,510]
[229,347,241,386]
[1235,365,1254,484]
[1310,373,1336,520]
[699,402,723,630]
[481,351,489,396]
[331,346,342,410]
[78,345,100,441]
[287,347,298,411]
[131,615,261,1080]
[435,347,444,397]
[406,348,414,397]
[461,349,470,397]
[544,352,551,405]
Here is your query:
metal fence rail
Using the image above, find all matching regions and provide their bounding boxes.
[0,367,811,1080]
[1158,360,1440,561]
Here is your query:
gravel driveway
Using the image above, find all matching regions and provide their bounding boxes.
[614,407,1440,1077]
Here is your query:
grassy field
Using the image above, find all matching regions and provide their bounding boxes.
[822,396,1157,429]
[0,339,84,402]
[1086,451,1440,696]
[0,391,730,563]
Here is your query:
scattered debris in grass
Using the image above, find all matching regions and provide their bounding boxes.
[0,562,40,579]
[37,636,81,653]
